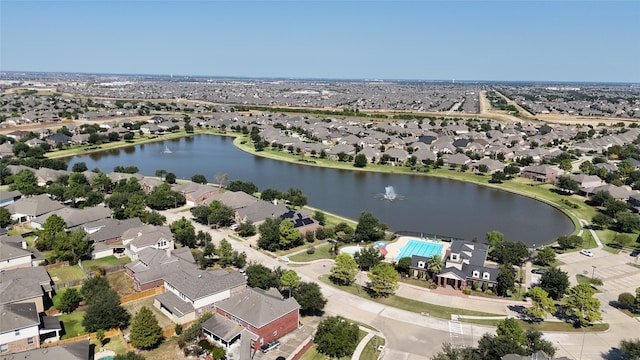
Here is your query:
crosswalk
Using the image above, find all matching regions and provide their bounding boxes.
[448,319,464,347]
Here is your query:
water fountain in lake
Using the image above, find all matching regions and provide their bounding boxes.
[383,186,397,200]
[162,145,172,154]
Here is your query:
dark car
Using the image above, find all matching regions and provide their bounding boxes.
[531,268,548,275]
[261,340,280,353]
[631,249,640,257]
[275,357,286,360]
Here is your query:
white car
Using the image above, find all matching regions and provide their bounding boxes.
[580,249,594,257]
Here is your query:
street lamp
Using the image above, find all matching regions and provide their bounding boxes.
[591,265,596,280]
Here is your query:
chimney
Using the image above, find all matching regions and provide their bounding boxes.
[166,247,171,258]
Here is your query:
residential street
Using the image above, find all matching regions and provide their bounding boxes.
[161,207,640,360]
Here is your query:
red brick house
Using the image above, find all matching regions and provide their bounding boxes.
[202,287,300,353]
[521,165,558,183]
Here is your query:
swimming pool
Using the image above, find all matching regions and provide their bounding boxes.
[341,245,365,256]
[396,239,444,259]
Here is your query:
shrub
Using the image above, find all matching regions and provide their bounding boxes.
[485,289,493,296]
[306,246,316,255]
[618,292,635,308]
[174,323,183,336]
[462,288,472,295]
[590,277,603,286]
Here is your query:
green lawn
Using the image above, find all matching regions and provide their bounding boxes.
[92,335,127,354]
[289,244,334,262]
[320,275,500,319]
[48,265,87,284]
[576,274,602,291]
[51,286,82,310]
[361,335,385,360]
[82,256,131,272]
[460,318,609,332]
[59,311,87,339]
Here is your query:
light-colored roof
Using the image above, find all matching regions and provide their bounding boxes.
[202,191,258,209]
[0,267,52,304]
[0,303,40,333]
[0,339,90,360]
[7,194,65,217]
[215,287,299,329]
[32,206,111,230]
[236,200,289,223]
[163,269,246,301]
[124,247,196,285]
[0,235,31,262]
[122,224,173,248]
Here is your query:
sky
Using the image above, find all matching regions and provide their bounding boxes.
[1,1,639,83]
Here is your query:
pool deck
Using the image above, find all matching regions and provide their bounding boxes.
[384,236,449,261]
[95,349,116,360]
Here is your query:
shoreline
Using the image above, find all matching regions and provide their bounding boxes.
[49,130,583,244]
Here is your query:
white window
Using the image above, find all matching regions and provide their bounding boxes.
[483,272,490,280]
[0,344,7,353]
[14,329,20,336]
[451,254,459,261]
[472,270,480,278]
[417,261,425,268]
[27,337,34,345]
[273,330,277,337]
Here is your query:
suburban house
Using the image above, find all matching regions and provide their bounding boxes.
[86,217,143,259]
[235,200,289,225]
[0,303,40,354]
[436,241,498,290]
[0,267,53,313]
[521,165,558,183]
[0,235,33,270]
[122,224,174,259]
[154,269,246,324]
[30,206,112,231]
[125,247,197,291]
[409,255,432,280]
[6,194,65,223]
[0,190,21,207]
[280,209,319,234]
[172,182,220,206]
[568,174,606,191]
[202,191,258,210]
[203,287,300,353]
[0,339,90,360]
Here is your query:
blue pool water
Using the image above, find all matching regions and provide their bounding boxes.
[396,240,444,259]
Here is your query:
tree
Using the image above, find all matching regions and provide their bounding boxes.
[491,241,529,266]
[292,282,327,315]
[427,254,443,278]
[165,172,176,184]
[354,246,384,271]
[539,267,570,300]
[618,292,635,308]
[368,262,400,298]
[314,316,359,358]
[54,229,92,265]
[191,174,207,184]
[91,172,112,193]
[72,162,88,172]
[592,213,612,229]
[536,247,556,266]
[260,188,283,202]
[280,270,301,298]
[524,329,556,356]
[613,233,634,249]
[616,212,640,233]
[395,257,412,276]
[82,288,130,332]
[215,238,234,266]
[477,164,489,174]
[431,343,480,360]
[170,217,196,248]
[279,219,303,249]
[207,200,235,227]
[524,287,556,321]
[620,338,640,360]
[58,288,82,313]
[245,263,280,290]
[36,214,67,251]
[496,264,516,297]
[557,235,583,249]
[11,169,39,195]
[313,210,326,226]
[155,169,167,180]
[114,351,146,360]
[559,159,573,172]
[354,212,387,243]
[226,180,258,194]
[257,217,282,251]
[565,283,602,327]
[329,253,358,286]
[130,306,163,349]
[557,175,579,193]
[214,172,228,188]
[354,153,367,168]
[485,231,504,249]
[590,190,614,206]
[636,287,640,309]
[579,160,594,174]
[0,207,10,228]
[81,276,110,300]
[286,188,307,208]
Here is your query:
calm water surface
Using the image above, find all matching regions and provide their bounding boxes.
[68,135,574,246]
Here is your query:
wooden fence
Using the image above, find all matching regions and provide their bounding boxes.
[119,286,165,304]
[290,338,314,360]
[41,328,122,348]
[45,261,70,270]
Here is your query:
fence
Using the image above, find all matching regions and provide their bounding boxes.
[45,261,70,270]
[41,328,122,348]
[119,286,165,304]
[290,338,314,360]
[52,279,87,290]
[394,231,462,242]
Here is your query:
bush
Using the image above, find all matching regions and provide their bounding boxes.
[485,289,493,296]
[590,277,603,286]
[618,292,636,308]
[174,323,183,336]
[463,288,472,295]
[306,246,316,255]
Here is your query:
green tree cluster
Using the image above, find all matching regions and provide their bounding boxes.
[314,316,360,358]
[129,306,163,349]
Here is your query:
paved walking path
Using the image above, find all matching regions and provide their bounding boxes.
[351,326,383,360]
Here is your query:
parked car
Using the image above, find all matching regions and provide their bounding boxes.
[230,223,241,232]
[261,340,280,353]
[580,249,594,257]
[630,249,640,257]
[531,268,548,275]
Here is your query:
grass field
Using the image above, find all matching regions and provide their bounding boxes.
[289,244,334,262]
[59,311,87,339]
[82,256,131,272]
[138,337,187,360]
[460,318,609,332]
[121,297,174,330]
[48,265,87,284]
[361,335,385,360]
[319,275,500,319]
[92,334,127,354]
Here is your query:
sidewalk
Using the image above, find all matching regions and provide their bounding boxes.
[351,326,383,360]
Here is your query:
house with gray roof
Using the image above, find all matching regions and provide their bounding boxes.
[2,339,91,360]
[0,303,40,354]
[521,165,558,183]
[0,235,32,270]
[0,267,52,313]
[472,158,506,174]
[154,269,246,324]
[442,153,471,167]
[122,224,174,259]
[235,200,289,225]
[125,247,196,291]
[30,206,111,231]
[7,194,65,223]
[204,287,300,352]
[202,191,258,210]
[85,217,143,258]
[436,241,498,291]
[0,190,21,208]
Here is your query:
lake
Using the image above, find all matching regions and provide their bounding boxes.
[67,135,574,246]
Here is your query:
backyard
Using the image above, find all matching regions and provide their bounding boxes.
[121,296,175,330]
[47,265,87,284]
[58,311,87,339]
[81,256,131,273]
